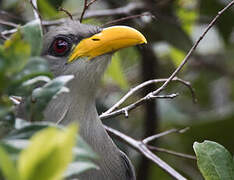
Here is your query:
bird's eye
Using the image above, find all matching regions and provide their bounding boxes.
[50,37,71,57]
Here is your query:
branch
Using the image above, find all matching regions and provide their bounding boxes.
[30,0,44,33]
[104,125,187,180]
[30,0,40,21]
[100,77,196,120]
[147,146,196,160]
[0,2,145,37]
[100,0,234,120]
[0,20,19,28]
[80,0,99,23]
[143,127,190,144]
[41,2,145,26]
[146,0,234,101]
[58,7,73,20]
[102,12,154,27]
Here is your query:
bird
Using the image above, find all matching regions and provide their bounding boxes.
[19,20,147,180]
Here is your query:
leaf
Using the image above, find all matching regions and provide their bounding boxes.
[6,122,49,140]
[193,140,234,180]
[104,53,129,89]
[65,161,98,178]
[1,31,30,77]
[25,75,73,121]
[21,20,43,56]
[18,124,78,180]
[0,146,19,180]
[3,121,98,178]
[8,57,52,96]
[38,0,62,19]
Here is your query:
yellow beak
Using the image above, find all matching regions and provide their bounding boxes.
[68,26,147,62]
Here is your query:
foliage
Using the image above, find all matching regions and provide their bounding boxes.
[193,141,234,180]
[1,0,234,179]
[0,17,97,180]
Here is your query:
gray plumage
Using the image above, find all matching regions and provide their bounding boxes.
[19,21,136,180]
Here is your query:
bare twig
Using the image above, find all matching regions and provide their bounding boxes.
[0,28,17,37]
[30,0,41,21]
[147,93,179,100]
[147,146,196,160]
[146,0,234,102]
[143,127,189,144]
[100,77,196,120]
[0,2,145,37]
[0,20,19,28]
[104,125,187,180]
[58,7,73,20]
[0,34,8,40]
[41,2,144,26]
[102,12,153,27]
[30,0,44,33]
[100,0,234,120]
[80,0,98,23]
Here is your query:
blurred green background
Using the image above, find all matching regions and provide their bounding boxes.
[1,0,234,179]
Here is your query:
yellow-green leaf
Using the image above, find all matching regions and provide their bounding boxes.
[0,146,19,180]
[18,124,78,180]
[2,31,31,75]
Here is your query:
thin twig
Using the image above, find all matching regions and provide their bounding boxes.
[0,34,8,40]
[104,125,187,180]
[143,127,189,144]
[102,12,153,27]
[30,0,44,34]
[100,77,196,119]
[147,146,196,160]
[80,0,98,23]
[100,0,234,120]
[147,93,179,100]
[42,2,144,26]
[0,20,19,28]
[30,0,41,21]
[0,28,17,37]
[58,7,73,20]
[146,0,234,102]
[1,2,144,37]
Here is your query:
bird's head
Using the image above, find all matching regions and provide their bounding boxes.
[42,20,146,90]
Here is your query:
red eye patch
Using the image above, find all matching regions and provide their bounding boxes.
[53,38,69,55]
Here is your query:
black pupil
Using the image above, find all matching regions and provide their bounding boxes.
[53,39,68,54]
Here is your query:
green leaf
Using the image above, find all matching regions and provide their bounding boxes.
[6,121,49,140]
[104,53,129,89]
[193,140,234,180]
[0,146,19,180]
[18,124,78,180]
[27,75,73,121]
[1,31,30,77]
[65,161,98,178]
[4,121,98,178]
[38,0,62,19]
[8,57,52,96]
[21,20,43,56]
